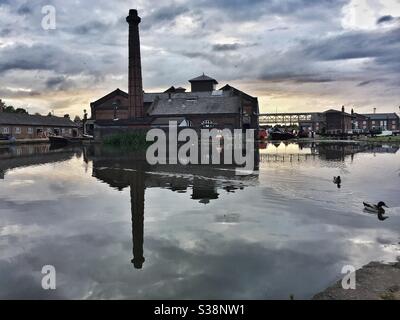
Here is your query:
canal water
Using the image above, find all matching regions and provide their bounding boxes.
[0,142,399,299]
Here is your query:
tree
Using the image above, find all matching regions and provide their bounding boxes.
[47,112,52,117]
[74,115,81,123]
[63,114,70,119]
[0,99,6,112]
[4,106,15,113]
[15,108,28,114]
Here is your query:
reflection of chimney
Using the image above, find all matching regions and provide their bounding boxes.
[126,9,144,119]
[130,172,145,269]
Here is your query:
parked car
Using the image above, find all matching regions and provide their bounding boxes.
[369,128,382,136]
[377,130,393,137]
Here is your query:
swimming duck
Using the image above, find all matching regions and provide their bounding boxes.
[333,176,341,184]
[333,176,341,188]
[363,201,388,214]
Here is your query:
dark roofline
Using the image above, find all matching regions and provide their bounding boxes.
[220,84,258,101]
[0,113,78,127]
[90,88,128,107]
[189,74,218,84]
[361,113,399,119]
[324,109,353,116]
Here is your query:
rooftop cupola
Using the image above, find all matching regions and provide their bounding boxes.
[189,73,218,92]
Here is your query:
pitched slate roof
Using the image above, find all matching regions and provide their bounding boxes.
[189,74,218,84]
[362,113,399,120]
[0,112,78,127]
[148,93,241,115]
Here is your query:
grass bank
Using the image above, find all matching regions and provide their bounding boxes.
[366,135,400,143]
[102,132,151,150]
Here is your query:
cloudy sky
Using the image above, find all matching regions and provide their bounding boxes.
[0,0,399,118]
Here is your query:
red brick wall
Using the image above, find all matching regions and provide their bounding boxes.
[95,109,129,120]
[92,93,129,120]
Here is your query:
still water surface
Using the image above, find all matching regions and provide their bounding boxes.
[0,142,400,299]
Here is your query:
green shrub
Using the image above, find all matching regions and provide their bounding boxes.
[102,132,150,150]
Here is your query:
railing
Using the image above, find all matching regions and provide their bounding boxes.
[258,113,319,125]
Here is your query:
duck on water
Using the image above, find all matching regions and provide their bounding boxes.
[363,201,389,221]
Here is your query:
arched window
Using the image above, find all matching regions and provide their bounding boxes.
[201,120,214,128]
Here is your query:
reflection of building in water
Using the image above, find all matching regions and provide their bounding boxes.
[191,177,219,204]
[259,142,398,163]
[365,145,399,154]
[86,145,259,269]
[0,144,80,179]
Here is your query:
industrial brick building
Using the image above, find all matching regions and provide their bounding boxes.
[361,113,399,131]
[324,108,354,134]
[90,77,259,132]
[0,113,79,140]
[88,9,259,139]
[298,107,399,134]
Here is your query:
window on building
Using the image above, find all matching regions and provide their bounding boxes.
[61,128,65,134]
[201,120,214,128]
[28,127,33,134]
[15,127,21,134]
[392,125,396,130]
[2,127,10,134]
[372,121,375,125]
[363,121,367,125]
[69,129,72,134]
[393,120,396,125]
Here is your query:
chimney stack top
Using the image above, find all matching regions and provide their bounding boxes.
[127,9,141,24]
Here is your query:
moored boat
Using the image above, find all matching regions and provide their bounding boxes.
[49,135,69,146]
[268,128,296,141]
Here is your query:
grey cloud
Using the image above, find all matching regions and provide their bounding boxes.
[259,71,334,84]
[16,4,32,15]
[0,28,12,36]
[212,43,241,51]
[0,43,113,76]
[267,26,290,32]
[212,42,259,52]
[45,76,76,91]
[71,21,110,35]
[194,0,348,21]
[377,15,394,24]
[0,88,41,98]
[357,79,383,87]
[302,27,400,61]
[141,4,190,29]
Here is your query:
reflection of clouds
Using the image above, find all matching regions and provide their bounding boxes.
[0,145,400,298]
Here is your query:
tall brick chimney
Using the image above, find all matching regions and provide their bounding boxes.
[126,9,144,119]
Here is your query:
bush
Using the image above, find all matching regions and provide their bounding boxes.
[102,132,150,149]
